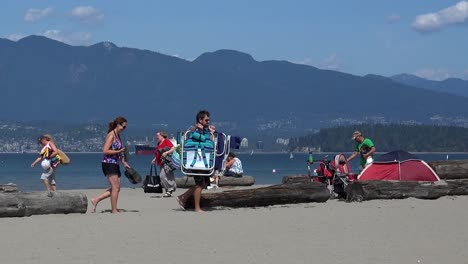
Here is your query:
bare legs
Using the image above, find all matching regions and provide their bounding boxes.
[91,174,121,213]
[42,170,57,196]
[42,179,52,192]
[193,186,203,212]
[177,185,205,212]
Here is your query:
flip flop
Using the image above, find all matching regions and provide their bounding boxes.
[176,197,185,211]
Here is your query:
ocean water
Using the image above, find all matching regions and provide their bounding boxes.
[0,152,467,191]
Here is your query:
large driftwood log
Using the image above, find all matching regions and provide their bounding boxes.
[282,175,311,184]
[0,191,88,217]
[184,182,329,209]
[345,180,468,202]
[428,160,468,180]
[0,183,18,192]
[176,176,255,188]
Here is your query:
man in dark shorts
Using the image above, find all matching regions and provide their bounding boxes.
[176,110,216,212]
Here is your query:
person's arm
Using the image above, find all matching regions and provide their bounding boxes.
[362,146,376,159]
[225,158,235,169]
[48,141,59,158]
[347,151,359,162]
[31,156,42,167]
[208,125,216,133]
[121,158,131,169]
[102,133,124,156]
[161,141,175,158]
[162,147,175,158]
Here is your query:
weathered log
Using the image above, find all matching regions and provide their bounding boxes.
[428,160,468,180]
[282,175,311,184]
[176,175,255,188]
[0,183,18,193]
[0,191,88,217]
[345,179,468,202]
[184,182,329,209]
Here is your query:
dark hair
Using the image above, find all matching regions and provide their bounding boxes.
[196,110,210,123]
[228,152,236,158]
[108,116,127,132]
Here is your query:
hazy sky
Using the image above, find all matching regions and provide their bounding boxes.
[1,1,467,80]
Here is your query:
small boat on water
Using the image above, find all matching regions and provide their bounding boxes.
[290,152,294,159]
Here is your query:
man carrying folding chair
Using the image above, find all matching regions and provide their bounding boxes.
[176,110,217,212]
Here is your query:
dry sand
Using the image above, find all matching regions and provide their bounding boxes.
[1,186,468,264]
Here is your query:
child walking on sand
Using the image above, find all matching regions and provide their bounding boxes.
[31,134,62,197]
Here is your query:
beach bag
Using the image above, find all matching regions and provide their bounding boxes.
[125,167,142,184]
[58,149,70,165]
[142,165,162,193]
[170,151,181,169]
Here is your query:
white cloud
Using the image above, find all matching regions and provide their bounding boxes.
[293,58,314,66]
[5,33,27,41]
[69,6,104,24]
[463,69,468,79]
[412,1,468,32]
[415,68,456,81]
[320,53,341,70]
[291,55,341,70]
[42,30,92,45]
[386,14,401,23]
[24,7,54,22]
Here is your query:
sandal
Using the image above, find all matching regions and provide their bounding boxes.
[176,197,185,211]
[163,192,172,198]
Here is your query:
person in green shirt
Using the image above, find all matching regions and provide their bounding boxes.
[347,130,376,171]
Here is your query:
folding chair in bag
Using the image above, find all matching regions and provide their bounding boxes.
[180,130,219,177]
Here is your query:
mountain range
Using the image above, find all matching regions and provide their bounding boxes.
[1,35,468,140]
[390,73,468,98]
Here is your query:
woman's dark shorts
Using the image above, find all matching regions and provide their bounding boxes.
[102,163,121,177]
[193,176,209,187]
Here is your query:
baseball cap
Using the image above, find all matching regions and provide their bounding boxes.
[351,131,362,140]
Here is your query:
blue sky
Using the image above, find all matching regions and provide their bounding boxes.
[1,1,467,80]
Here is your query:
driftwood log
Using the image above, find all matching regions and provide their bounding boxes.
[428,160,468,180]
[345,179,468,202]
[184,182,329,209]
[0,191,88,217]
[176,175,255,188]
[282,175,311,184]
[0,183,18,193]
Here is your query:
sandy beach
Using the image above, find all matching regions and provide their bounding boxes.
[1,186,468,264]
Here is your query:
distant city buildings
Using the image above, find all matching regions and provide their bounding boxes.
[256,141,264,150]
[275,138,290,145]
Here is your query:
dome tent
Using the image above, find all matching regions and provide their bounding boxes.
[358,150,440,182]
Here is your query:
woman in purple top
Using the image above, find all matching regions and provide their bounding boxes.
[91,116,131,214]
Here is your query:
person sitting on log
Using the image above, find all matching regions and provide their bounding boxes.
[222,152,243,178]
[31,134,62,197]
